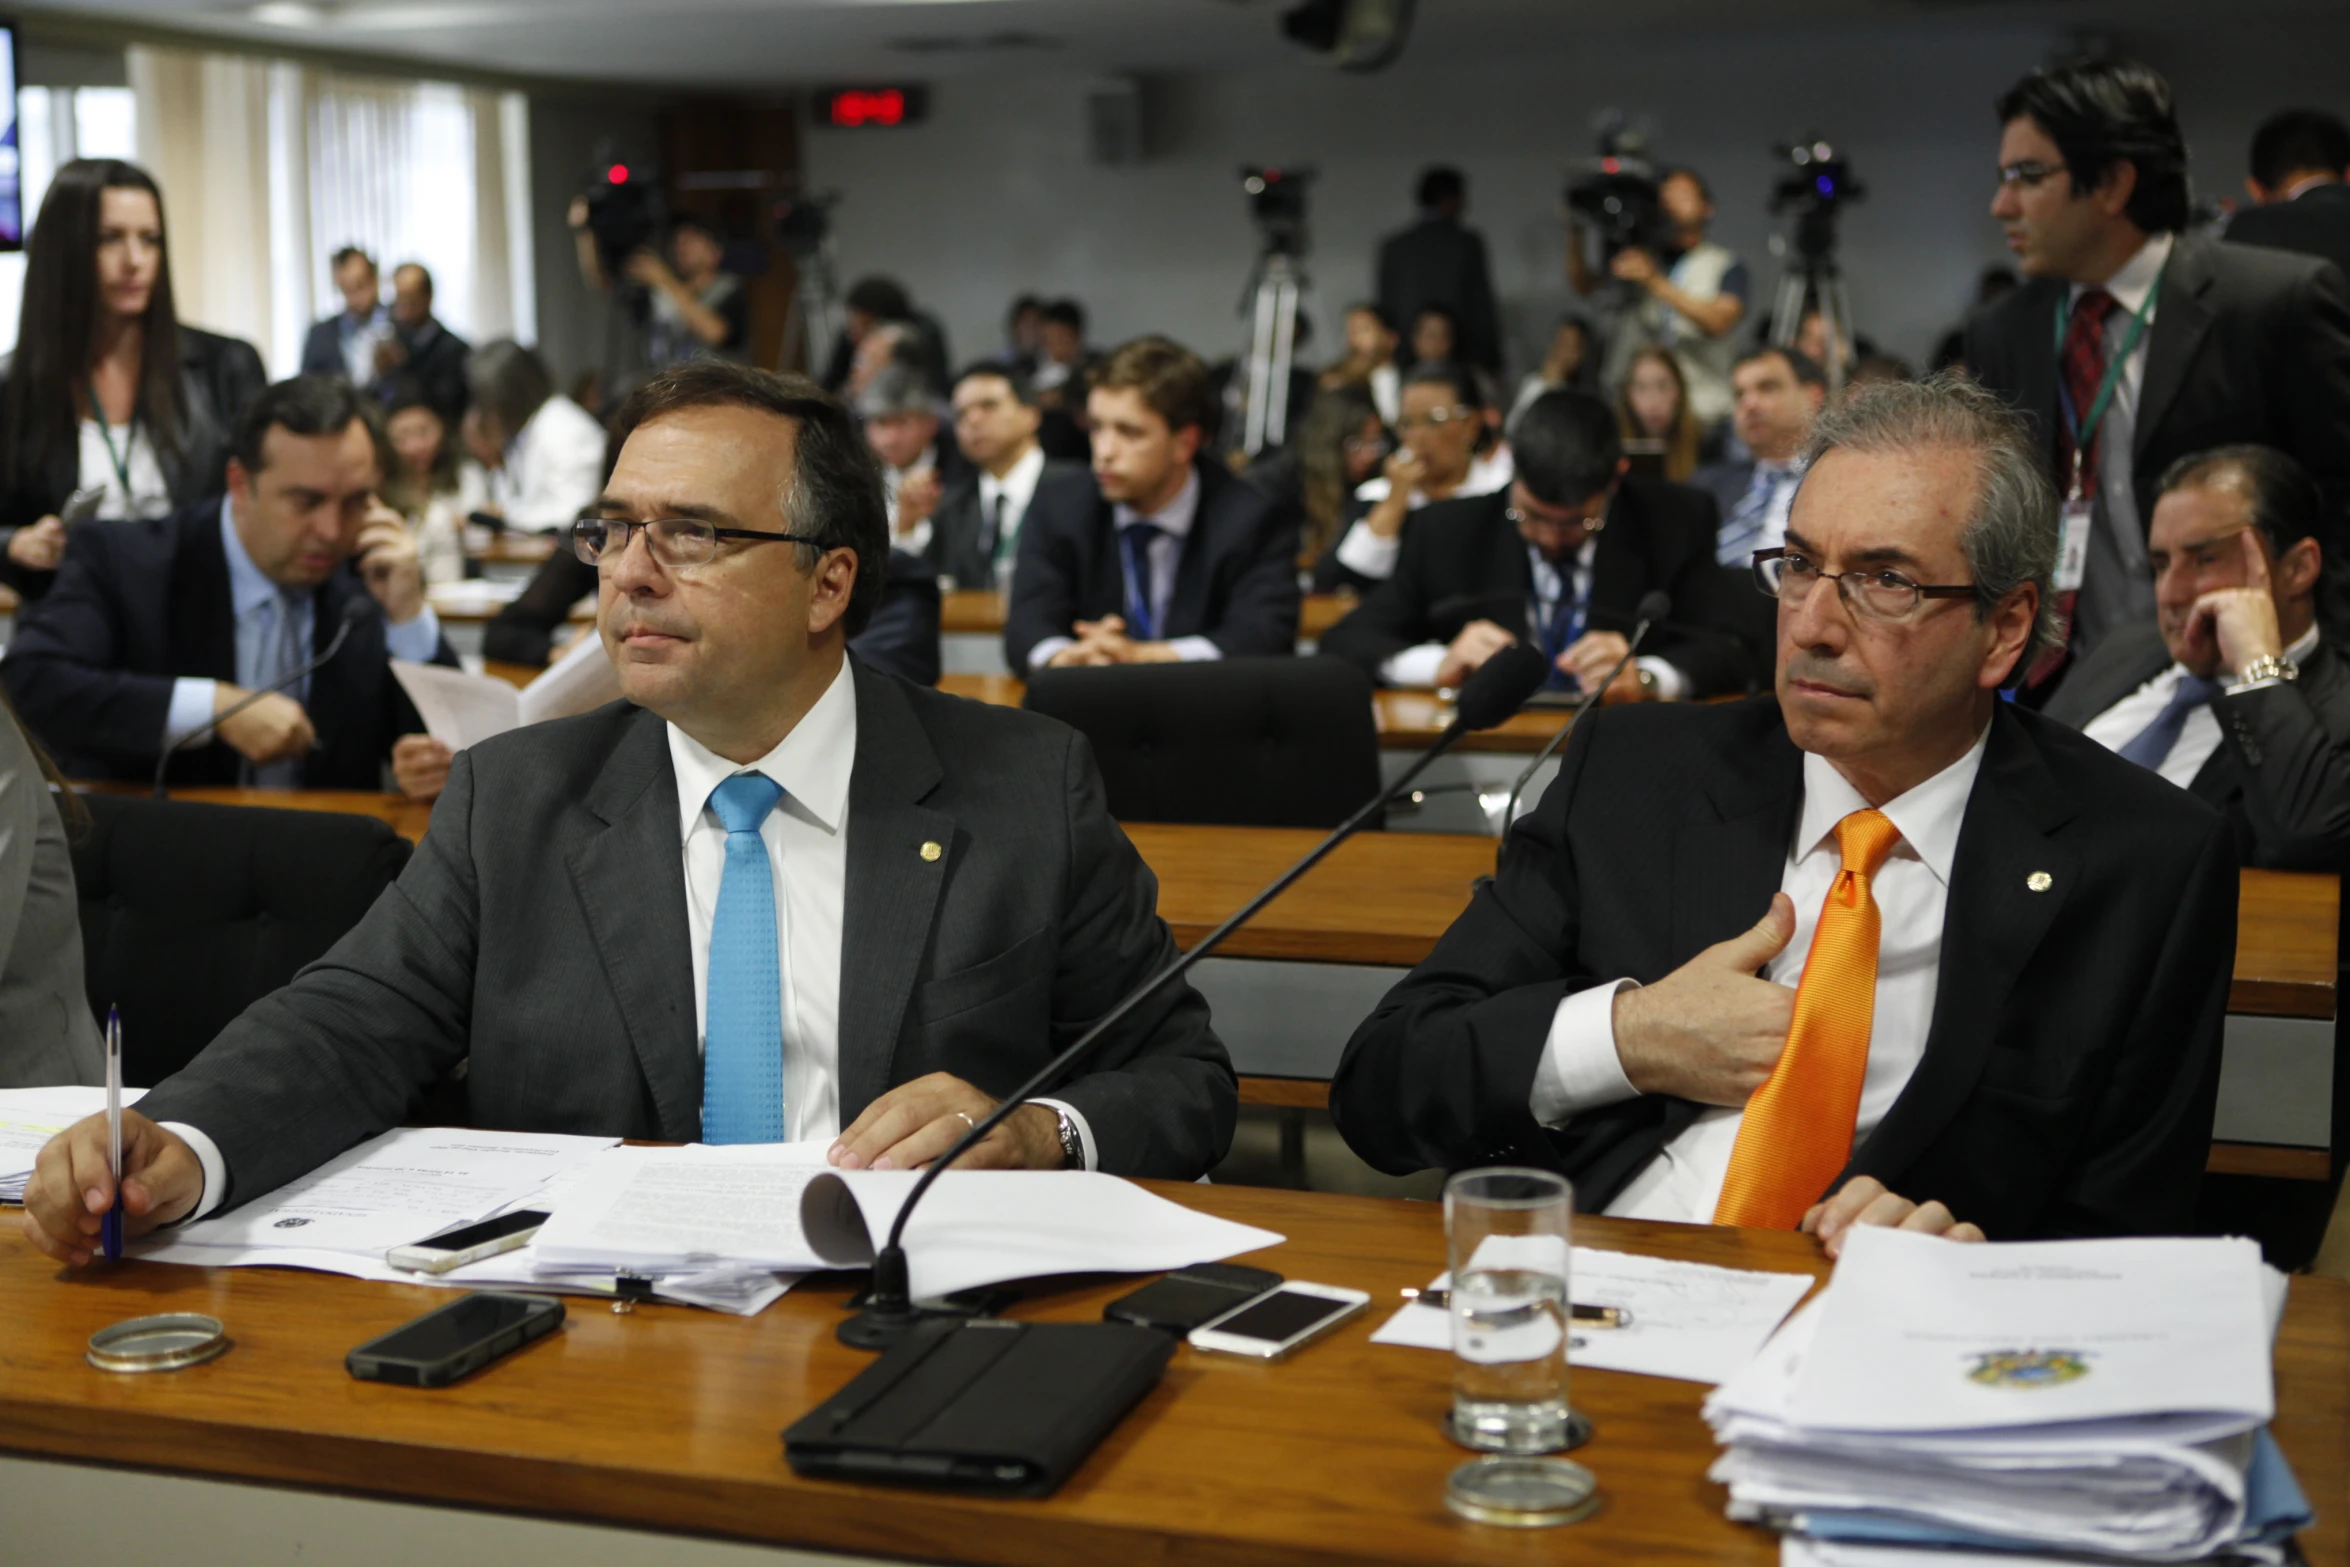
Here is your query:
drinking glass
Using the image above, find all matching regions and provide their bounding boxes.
[1444,1166,1587,1454]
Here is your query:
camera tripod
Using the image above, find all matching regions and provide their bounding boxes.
[780,238,843,378]
[1769,253,1855,395]
[1237,249,1308,456]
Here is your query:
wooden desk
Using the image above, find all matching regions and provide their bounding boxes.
[479,533,557,567]
[939,591,1357,643]
[2,1186,2341,1567]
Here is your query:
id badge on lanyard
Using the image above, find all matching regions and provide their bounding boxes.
[2051,274,2160,596]
[2055,492,2095,594]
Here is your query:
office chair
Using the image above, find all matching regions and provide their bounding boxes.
[72,795,412,1087]
[1022,656,1382,828]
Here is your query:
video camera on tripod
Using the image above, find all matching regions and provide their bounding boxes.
[1769,138,1865,263]
[1241,165,1313,258]
[1563,126,1671,261]
[1234,166,1315,455]
[579,157,663,279]
[774,190,841,257]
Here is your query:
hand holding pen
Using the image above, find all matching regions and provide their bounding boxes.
[102,1006,123,1261]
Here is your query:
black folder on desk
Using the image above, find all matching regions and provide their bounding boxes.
[784,1318,1175,1497]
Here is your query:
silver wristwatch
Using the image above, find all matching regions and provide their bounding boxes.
[1049,1105,1083,1169]
[2236,654,2299,687]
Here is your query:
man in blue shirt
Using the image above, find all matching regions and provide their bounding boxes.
[300,247,395,391]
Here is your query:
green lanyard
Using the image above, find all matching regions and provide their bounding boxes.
[86,382,136,497]
[2050,269,2162,490]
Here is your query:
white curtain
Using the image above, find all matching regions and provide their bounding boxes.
[129,44,535,376]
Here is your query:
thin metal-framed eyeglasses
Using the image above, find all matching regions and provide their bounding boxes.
[1751,546,1975,620]
[1395,405,1476,431]
[571,514,825,569]
[1507,504,1605,536]
[1996,160,2065,190]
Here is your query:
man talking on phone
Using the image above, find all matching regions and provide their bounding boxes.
[22,363,1233,1265]
[0,375,458,799]
[1331,376,2235,1252]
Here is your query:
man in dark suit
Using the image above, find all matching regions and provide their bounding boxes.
[1331,377,2235,1247]
[375,263,471,421]
[0,376,455,798]
[1319,389,1752,702]
[1005,336,1299,672]
[299,246,392,390]
[2047,445,2350,870]
[1376,167,1502,374]
[20,363,1235,1256]
[2225,109,2350,281]
[1967,60,2350,685]
[925,362,1083,591]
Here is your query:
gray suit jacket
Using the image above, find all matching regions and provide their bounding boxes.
[0,708,102,1087]
[138,663,1236,1208]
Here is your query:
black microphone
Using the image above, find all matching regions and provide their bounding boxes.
[837,641,1553,1349]
[1498,589,1669,830]
[152,597,371,798]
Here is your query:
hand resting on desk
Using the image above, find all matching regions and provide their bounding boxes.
[829,1071,1065,1172]
[20,1111,201,1266]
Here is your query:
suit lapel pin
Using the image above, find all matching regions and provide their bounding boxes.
[920,841,943,862]
[2027,871,2052,892]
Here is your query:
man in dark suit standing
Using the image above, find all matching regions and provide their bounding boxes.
[1331,377,2235,1246]
[2225,110,2350,281]
[0,376,456,798]
[375,263,472,421]
[1376,167,1503,374]
[1320,389,1752,701]
[21,363,1235,1256]
[1966,60,2350,688]
[924,363,1081,592]
[2047,445,2350,870]
[1005,336,1299,672]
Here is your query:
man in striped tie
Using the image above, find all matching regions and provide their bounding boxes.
[1332,374,2236,1250]
[1696,346,1828,568]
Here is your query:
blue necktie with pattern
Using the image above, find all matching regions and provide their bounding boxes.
[1717,465,1788,566]
[701,773,788,1144]
[1119,522,1164,640]
[2116,673,2221,773]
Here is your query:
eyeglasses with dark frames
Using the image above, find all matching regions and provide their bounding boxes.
[571,514,826,570]
[1751,545,1975,621]
[1996,160,2065,190]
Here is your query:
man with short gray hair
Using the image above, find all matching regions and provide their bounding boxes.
[1333,373,2235,1246]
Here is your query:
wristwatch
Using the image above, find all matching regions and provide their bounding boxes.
[2235,654,2299,687]
[1044,1104,1084,1169]
[1634,665,1660,700]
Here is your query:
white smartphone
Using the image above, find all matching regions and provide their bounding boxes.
[1187,1281,1370,1361]
[386,1209,548,1275]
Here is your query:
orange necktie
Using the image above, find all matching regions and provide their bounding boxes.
[1713,808,1903,1229]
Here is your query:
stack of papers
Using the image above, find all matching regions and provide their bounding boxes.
[0,1086,145,1203]
[392,631,621,751]
[1704,1227,2311,1564]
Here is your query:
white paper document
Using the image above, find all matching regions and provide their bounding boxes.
[0,1085,148,1201]
[531,1142,840,1275]
[1368,1246,1816,1385]
[392,633,621,751]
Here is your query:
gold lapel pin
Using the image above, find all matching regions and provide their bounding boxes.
[2026,871,2052,892]
[920,841,943,862]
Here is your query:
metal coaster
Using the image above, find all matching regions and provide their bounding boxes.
[87,1313,230,1374]
[1444,1406,1593,1454]
[1445,1456,1601,1528]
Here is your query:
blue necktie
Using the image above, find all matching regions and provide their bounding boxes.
[1717,465,1788,566]
[702,773,788,1145]
[2116,673,2221,772]
[1119,522,1164,640]
[1536,562,1587,692]
[248,590,310,789]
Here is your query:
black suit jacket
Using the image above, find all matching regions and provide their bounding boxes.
[0,499,457,789]
[924,457,1085,589]
[1316,481,1755,698]
[136,665,1236,1208]
[1003,460,1301,671]
[1376,216,1503,372]
[2042,619,2350,871]
[1966,233,2350,565]
[2226,184,2350,285]
[1329,698,2236,1240]
[299,316,353,380]
[384,318,472,422]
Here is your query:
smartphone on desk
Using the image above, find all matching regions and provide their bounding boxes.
[386,1209,548,1275]
[1104,1263,1283,1334]
[347,1292,565,1388]
[1188,1282,1370,1361]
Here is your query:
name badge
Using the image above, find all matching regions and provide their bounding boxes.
[2055,494,2094,594]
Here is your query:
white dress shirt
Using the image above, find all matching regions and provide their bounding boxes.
[1025,468,1220,669]
[490,394,607,533]
[974,443,1048,585]
[1333,445,1518,583]
[2080,624,2321,789]
[77,418,173,521]
[1529,728,1990,1224]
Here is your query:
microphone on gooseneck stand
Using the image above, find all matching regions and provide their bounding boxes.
[152,597,371,799]
[837,641,1554,1350]
[1497,590,1671,833]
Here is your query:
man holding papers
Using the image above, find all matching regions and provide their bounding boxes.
[23,364,1235,1263]
[1332,376,2236,1246]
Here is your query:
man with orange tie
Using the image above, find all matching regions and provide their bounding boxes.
[1330,375,2237,1250]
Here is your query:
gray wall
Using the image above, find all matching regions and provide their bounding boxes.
[526,93,663,393]
[803,14,2350,384]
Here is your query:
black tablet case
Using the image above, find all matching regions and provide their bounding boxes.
[783,1317,1175,1497]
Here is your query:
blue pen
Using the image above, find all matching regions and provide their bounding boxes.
[101,1006,123,1262]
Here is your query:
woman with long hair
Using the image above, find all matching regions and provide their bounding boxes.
[381,379,487,586]
[0,159,266,599]
[1245,382,1386,568]
[1615,342,1701,483]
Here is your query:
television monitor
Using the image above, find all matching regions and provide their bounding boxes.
[0,22,20,251]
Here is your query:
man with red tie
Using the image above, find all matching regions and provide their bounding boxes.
[1330,375,2237,1250]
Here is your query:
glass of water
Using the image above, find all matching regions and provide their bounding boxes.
[1444,1166,1586,1454]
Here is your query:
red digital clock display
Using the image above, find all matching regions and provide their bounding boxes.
[821,87,927,128]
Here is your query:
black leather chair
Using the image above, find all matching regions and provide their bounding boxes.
[1022,656,1381,829]
[72,795,411,1087]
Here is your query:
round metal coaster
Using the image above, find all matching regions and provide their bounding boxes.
[1444,1407,1594,1454]
[87,1313,229,1374]
[1445,1456,1601,1528]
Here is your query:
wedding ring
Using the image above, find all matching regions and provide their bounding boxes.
[954,1111,977,1131]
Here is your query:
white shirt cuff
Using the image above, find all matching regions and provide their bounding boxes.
[1636,655,1689,702]
[382,603,443,663]
[1529,979,1642,1127]
[1380,642,1449,688]
[161,1121,229,1221]
[1026,1098,1097,1171]
[896,518,934,556]
[162,678,220,752]
[1026,635,1074,671]
[1165,636,1222,663]
[1334,520,1402,581]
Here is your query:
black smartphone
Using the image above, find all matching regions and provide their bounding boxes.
[1103,1263,1284,1334]
[346,1291,565,1388]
